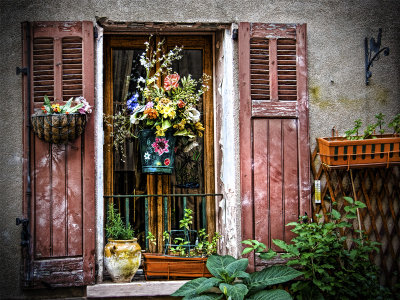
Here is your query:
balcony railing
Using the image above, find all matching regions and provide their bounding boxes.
[104,193,223,251]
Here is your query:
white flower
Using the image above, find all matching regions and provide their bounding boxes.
[187,107,201,123]
[144,152,151,160]
[130,114,139,124]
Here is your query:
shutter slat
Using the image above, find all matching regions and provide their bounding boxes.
[33,37,54,101]
[62,37,83,100]
[277,38,297,101]
[250,37,270,101]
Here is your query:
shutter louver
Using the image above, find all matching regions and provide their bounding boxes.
[62,37,83,100]
[250,38,270,101]
[33,38,54,102]
[277,39,297,101]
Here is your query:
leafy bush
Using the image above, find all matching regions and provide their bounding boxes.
[172,254,301,299]
[243,197,393,300]
[105,203,135,240]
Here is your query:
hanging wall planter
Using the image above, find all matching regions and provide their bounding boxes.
[138,129,176,174]
[31,113,87,144]
[317,134,400,169]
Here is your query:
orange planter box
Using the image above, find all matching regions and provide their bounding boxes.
[143,253,212,280]
[317,135,400,169]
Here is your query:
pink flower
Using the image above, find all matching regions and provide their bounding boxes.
[164,74,180,91]
[152,137,170,156]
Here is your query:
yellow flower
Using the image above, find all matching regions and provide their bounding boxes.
[160,97,170,105]
[173,119,186,130]
[155,125,166,136]
[161,106,176,119]
[195,122,205,131]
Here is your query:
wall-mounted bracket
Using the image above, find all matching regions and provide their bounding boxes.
[365,28,390,85]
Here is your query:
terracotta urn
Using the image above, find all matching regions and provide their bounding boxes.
[104,239,141,282]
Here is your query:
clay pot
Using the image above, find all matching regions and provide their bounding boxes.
[104,239,141,282]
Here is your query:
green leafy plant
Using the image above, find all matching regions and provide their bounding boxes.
[172,254,301,300]
[146,208,221,257]
[105,203,135,240]
[388,113,400,134]
[345,119,363,140]
[243,197,391,300]
[344,113,400,140]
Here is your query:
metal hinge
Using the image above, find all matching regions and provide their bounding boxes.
[16,67,28,76]
[16,218,30,247]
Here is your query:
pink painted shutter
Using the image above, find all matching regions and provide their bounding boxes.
[22,21,95,288]
[239,23,310,271]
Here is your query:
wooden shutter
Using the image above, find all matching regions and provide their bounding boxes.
[239,23,310,271]
[22,21,95,288]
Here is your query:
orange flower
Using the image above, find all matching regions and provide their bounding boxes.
[164,73,180,91]
[144,108,158,119]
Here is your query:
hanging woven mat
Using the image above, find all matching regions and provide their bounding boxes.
[31,114,87,144]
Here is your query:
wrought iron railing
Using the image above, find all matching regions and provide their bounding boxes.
[104,193,223,250]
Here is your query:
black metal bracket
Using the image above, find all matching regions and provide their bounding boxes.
[365,28,390,85]
[16,67,28,76]
[16,218,30,247]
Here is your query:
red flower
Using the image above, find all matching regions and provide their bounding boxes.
[164,74,180,91]
[164,158,170,166]
[177,99,186,108]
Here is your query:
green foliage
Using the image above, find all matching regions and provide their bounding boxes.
[344,113,400,140]
[147,208,221,257]
[172,254,301,299]
[242,197,392,300]
[105,203,135,240]
[388,113,400,134]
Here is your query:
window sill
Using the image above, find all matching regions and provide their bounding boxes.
[86,280,187,298]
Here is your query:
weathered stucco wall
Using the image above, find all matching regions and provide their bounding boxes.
[1,0,399,298]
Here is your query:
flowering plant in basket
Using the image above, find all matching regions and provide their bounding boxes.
[31,95,92,144]
[106,38,211,162]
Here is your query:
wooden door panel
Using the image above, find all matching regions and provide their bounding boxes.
[240,23,310,270]
[22,21,95,288]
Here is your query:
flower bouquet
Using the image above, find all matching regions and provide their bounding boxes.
[31,95,92,144]
[108,38,210,174]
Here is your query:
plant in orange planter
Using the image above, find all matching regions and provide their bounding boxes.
[317,113,400,169]
[143,208,220,280]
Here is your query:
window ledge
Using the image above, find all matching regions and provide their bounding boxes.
[86,280,187,298]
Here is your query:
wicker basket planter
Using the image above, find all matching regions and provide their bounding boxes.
[31,114,87,144]
[143,253,212,280]
[317,134,400,169]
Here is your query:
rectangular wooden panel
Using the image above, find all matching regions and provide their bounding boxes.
[253,119,270,248]
[282,119,299,242]
[268,119,284,250]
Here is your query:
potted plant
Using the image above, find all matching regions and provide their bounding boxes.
[106,38,211,173]
[317,113,400,169]
[104,203,141,283]
[31,95,92,144]
[143,208,221,280]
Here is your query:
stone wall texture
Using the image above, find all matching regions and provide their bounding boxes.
[1,0,399,298]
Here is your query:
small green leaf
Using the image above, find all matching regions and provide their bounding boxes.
[242,247,254,255]
[343,196,354,204]
[259,249,277,260]
[331,209,341,220]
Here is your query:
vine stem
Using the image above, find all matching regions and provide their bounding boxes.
[350,169,363,242]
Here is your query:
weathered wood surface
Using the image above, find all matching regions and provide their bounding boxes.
[23,21,95,288]
[87,280,188,298]
[240,23,310,271]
